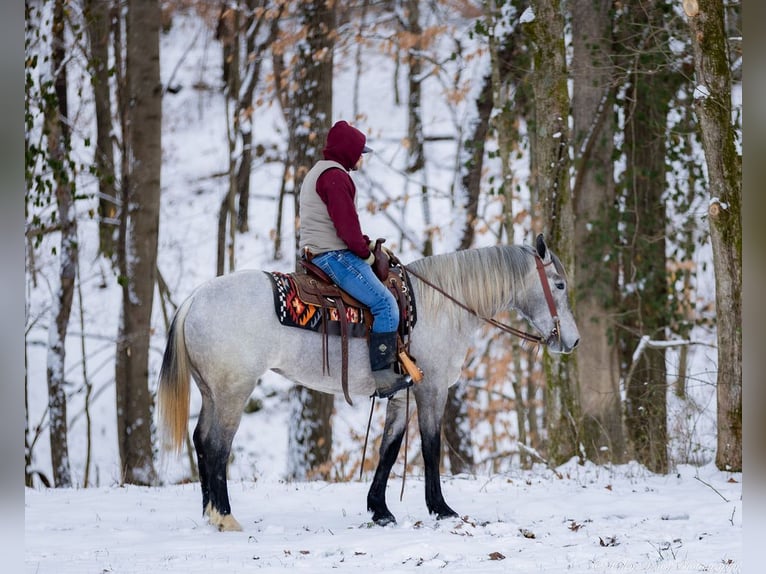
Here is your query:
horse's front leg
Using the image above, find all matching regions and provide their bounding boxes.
[367,395,410,526]
[417,387,459,520]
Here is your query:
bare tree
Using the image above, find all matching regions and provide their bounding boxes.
[458,15,528,251]
[285,0,336,481]
[685,0,742,472]
[114,0,162,486]
[84,0,118,262]
[216,1,285,275]
[400,0,433,255]
[571,0,626,463]
[457,71,492,252]
[44,0,76,488]
[216,2,240,276]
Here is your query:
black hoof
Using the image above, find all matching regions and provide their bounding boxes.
[432,505,459,520]
[371,509,397,526]
[374,514,397,527]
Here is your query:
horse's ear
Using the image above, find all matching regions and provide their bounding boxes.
[535,233,548,259]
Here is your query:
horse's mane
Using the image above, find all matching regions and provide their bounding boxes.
[406,245,535,323]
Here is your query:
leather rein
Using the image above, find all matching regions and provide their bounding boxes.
[403,253,561,347]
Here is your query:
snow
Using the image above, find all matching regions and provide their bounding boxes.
[694,84,711,100]
[709,197,730,211]
[25,461,741,573]
[23,7,745,574]
[520,7,535,24]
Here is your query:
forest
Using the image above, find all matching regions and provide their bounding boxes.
[24,0,742,493]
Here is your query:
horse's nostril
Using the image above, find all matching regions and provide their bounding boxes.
[572,338,580,349]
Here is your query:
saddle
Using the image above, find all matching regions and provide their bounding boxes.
[293,252,417,406]
[293,261,373,328]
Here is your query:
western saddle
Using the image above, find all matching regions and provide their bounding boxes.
[293,250,420,405]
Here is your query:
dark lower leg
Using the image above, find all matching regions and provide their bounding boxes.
[192,423,209,515]
[367,427,405,525]
[204,432,233,518]
[421,425,458,519]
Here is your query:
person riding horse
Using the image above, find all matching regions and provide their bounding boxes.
[298,120,412,399]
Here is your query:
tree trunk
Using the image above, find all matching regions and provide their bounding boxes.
[286,386,335,480]
[619,0,679,474]
[25,343,35,487]
[236,2,277,233]
[45,0,75,487]
[219,2,283,237]
[115,0,161,486]
[84,0,118,262]
[443,382,474,474]
[510,354,530,469]
[685,0,742,471]
[286,0,336,481]
[403,0,432,256]
[217,3,240,276]
[571,0,625,464]
[525,0,581,466]
[458,73,492,251]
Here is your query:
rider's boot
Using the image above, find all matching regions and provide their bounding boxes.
[369,331,412,399]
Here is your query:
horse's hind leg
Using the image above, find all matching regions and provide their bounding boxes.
[194,379,253,532]
[192,405,210,514]
[200,424,242,531]
[367,395,410,526]
[192,399,211,517]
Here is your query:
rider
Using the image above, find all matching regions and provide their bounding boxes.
[299,120,412,399]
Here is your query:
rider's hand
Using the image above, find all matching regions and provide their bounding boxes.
[368,238,386,251]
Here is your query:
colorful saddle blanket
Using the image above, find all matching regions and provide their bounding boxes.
[267,264,416,339]
[268,271,370,338]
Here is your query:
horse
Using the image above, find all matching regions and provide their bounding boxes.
[157,234,580,531]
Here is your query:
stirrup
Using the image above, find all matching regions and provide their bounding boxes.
[372,375,413,399]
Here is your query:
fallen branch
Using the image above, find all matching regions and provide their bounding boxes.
[518,443,563,479]
[625,335,716,387]
[694,474,730,503]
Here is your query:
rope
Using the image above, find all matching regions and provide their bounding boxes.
[360,396,376,481]
[400,386,410,501]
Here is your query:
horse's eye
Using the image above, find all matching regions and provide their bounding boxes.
[555,281,565,290]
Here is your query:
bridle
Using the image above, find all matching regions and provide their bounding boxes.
[532,254,561,346]
[403,251,562,347]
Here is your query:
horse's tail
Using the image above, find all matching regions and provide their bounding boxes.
[157,296,194,455]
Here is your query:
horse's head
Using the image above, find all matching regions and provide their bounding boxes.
[520,234,580,354]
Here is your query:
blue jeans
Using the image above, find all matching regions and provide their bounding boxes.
[311,249,399,333]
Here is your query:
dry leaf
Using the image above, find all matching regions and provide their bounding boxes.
[489,551,506,561]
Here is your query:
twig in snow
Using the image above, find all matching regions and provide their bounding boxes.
[518,443,563,479]
[694,474,730,503]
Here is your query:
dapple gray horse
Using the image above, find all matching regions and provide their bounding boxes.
[158,234,580,531]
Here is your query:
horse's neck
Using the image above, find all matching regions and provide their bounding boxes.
[453,244,532,303]
[410,245,532,322]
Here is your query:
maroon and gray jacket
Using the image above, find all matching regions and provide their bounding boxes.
[299,121,372,259]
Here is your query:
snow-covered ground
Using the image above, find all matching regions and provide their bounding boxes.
[23,6,749,574]
[25,461,741,574]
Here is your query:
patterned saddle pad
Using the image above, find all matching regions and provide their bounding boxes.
[267,271,370,338]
